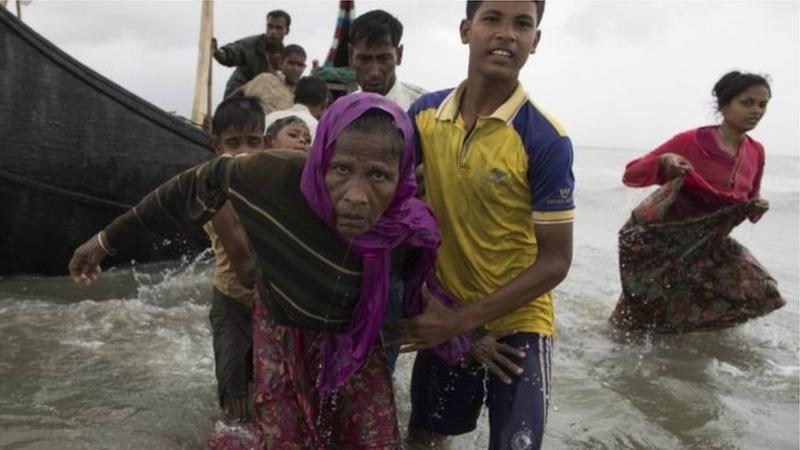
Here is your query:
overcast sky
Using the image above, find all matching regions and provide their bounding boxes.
[15,0,800,156]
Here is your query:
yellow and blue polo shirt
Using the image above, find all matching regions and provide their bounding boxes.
[410,82,575,336]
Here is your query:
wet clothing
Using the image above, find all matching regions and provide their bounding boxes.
[382,273,405,372]
[410,333,552,450]
[203,221,254,307]
[299,93,468,396]
[250,299,401,448]
[623,126,765,221]
[614,127,781,333]
[215,33,275,98]
[209,287,253,414]
[204,217,254,416]
[408,81,574,448]
[209,299,402,449]
[356,78,427,369]
[610,177,785,333]
[103,93,467,446]
[410,81,576,336]
[241,72,294,115]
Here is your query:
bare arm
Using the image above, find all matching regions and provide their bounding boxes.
[69,156,234,285]
[212,202,256,289]
[390,221,573,350]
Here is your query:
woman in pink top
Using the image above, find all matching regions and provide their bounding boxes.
[623,71,771,220]
[612,72,784,333]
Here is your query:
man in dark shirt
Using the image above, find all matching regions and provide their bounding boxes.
[214,9,291,97]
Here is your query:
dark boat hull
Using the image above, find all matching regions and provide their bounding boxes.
[0,9,214,275]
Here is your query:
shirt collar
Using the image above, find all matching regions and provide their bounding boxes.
[355,78,400,96]
[436,80,528,124]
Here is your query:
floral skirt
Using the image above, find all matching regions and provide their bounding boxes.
[208,299,401,449]
[610,178,785,333]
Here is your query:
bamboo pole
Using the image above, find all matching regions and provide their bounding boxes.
[191,0,213,127]
[206,33,213,125]
[15,0,21,20]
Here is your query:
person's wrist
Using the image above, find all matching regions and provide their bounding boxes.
[658,154,670,173]
[454,307,480,336]
[96,230,116,256]
[469,327,488,343]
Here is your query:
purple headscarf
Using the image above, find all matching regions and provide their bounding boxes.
[300,92,469,396]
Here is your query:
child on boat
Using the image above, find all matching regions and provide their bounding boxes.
[264,115,311,152]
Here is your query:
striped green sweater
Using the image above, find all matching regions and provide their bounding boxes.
[105,150,366,332]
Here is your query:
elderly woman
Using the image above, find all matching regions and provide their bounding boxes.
[611,72,785,333]
[69,93,467,449]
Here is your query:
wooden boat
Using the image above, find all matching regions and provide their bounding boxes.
[0,8,214,275]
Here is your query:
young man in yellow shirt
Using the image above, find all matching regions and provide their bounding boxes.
[394,2,574,449]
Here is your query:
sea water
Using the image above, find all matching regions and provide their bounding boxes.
[1,148,797,449]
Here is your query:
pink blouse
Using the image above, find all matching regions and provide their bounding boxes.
[623,126,765,221]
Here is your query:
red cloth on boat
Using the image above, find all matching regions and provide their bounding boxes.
[622,126,765,221]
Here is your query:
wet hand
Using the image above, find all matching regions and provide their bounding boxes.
[469,329,525,385]
[659,153,693,180]
[68,234,107,286]
[386,284,467,353]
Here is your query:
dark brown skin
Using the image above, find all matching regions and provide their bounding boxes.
[349,37,403,96]
[280,52,306,86]
[265,16,289,46]
[389,223,572,379]
[325,128,400,237]
[212,202,256,291]
[209,126,263,296]
[458,0,541,131]
[68,234,105,285]
[390,1,571,392]
[267,121,311,152]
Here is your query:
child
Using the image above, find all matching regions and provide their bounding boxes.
[205,96,265,423]
[265,115,311,152]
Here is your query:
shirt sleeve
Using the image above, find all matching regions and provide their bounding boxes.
[104,155,234,253]
[623,132,691,187]
[747,141,766,223]
[218,38,248,67]
[528,136,576,225]
[407,100,424,167]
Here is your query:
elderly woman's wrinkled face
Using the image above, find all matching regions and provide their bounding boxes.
[325,128,401,237]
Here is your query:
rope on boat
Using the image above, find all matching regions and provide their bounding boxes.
[0,167,132,211]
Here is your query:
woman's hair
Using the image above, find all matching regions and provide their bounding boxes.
[712,71,771,111]
[340,109,404,157]
[266,115,306,138]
